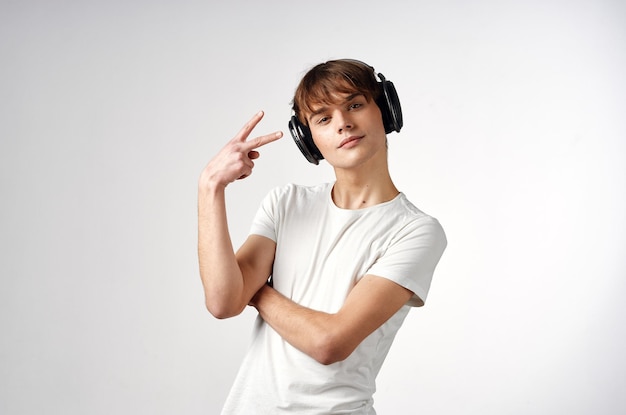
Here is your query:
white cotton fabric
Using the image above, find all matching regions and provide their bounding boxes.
[221,182,446,415]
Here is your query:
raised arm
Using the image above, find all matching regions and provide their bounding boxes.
[249,274,414,365]
[198,111,282,319]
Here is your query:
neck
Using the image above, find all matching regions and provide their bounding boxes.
[331,158,399,210]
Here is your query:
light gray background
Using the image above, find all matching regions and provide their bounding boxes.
[1,0,625,413]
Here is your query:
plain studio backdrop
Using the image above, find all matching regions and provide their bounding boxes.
[1,0,625,413]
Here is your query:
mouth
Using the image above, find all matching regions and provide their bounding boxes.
[338,135,364,148]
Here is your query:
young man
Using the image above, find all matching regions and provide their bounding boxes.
[198,59,447,414]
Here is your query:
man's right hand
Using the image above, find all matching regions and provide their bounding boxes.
[199,111,283,190]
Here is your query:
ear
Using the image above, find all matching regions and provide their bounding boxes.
[376,73,403,134]
[288,115,324,165]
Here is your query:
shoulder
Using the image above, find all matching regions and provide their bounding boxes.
[264,182,331,205]
[389,194,447,245]
[392,194,444,226]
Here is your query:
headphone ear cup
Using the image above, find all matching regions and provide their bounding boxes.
[288,115,324,165]
[376,74,403,134]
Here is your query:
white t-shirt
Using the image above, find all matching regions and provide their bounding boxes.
[221,183,446,415]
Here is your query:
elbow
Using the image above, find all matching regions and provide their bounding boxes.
[315,353,343,366]
[205,298,244,320]
[311,331,354,366]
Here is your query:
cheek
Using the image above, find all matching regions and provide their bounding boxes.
[311,131,331,152]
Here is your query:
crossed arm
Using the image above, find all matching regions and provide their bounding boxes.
[221,234,415,366]
[201,227,413,365]
[247,237,414,365]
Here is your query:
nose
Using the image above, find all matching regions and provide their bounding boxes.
[335,110,353,133]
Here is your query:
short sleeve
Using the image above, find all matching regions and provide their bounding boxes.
[367,216,447,307]
[248,186,285,242]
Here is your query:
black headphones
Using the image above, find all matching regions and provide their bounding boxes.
[288,65,403,165]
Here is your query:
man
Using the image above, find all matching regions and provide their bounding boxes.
[198,59,447,414]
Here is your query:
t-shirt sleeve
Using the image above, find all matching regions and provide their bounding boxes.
[367,216,447,307]
[248,186,283,242]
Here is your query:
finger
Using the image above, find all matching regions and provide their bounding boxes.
[244,130,283,151]
[232,111,265,143]
[248,150,260,160]
[237,161,254,180]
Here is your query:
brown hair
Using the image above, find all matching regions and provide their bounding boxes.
[292,59,381,126]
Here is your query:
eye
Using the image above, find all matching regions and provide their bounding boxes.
[348,102,364,110]
[316,116,330,125]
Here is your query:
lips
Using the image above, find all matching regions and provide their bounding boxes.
[338,135,364,148]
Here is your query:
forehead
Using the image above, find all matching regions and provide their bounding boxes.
[308,92,363,113]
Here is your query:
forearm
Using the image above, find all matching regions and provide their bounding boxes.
[197,184,245,318]
[250,276,415,365]
[250,285,348,365]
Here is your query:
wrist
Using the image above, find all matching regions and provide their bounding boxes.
[249,283,271,309]
[198,172,227,197]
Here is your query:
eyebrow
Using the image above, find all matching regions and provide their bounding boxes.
[308,93,365,122]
